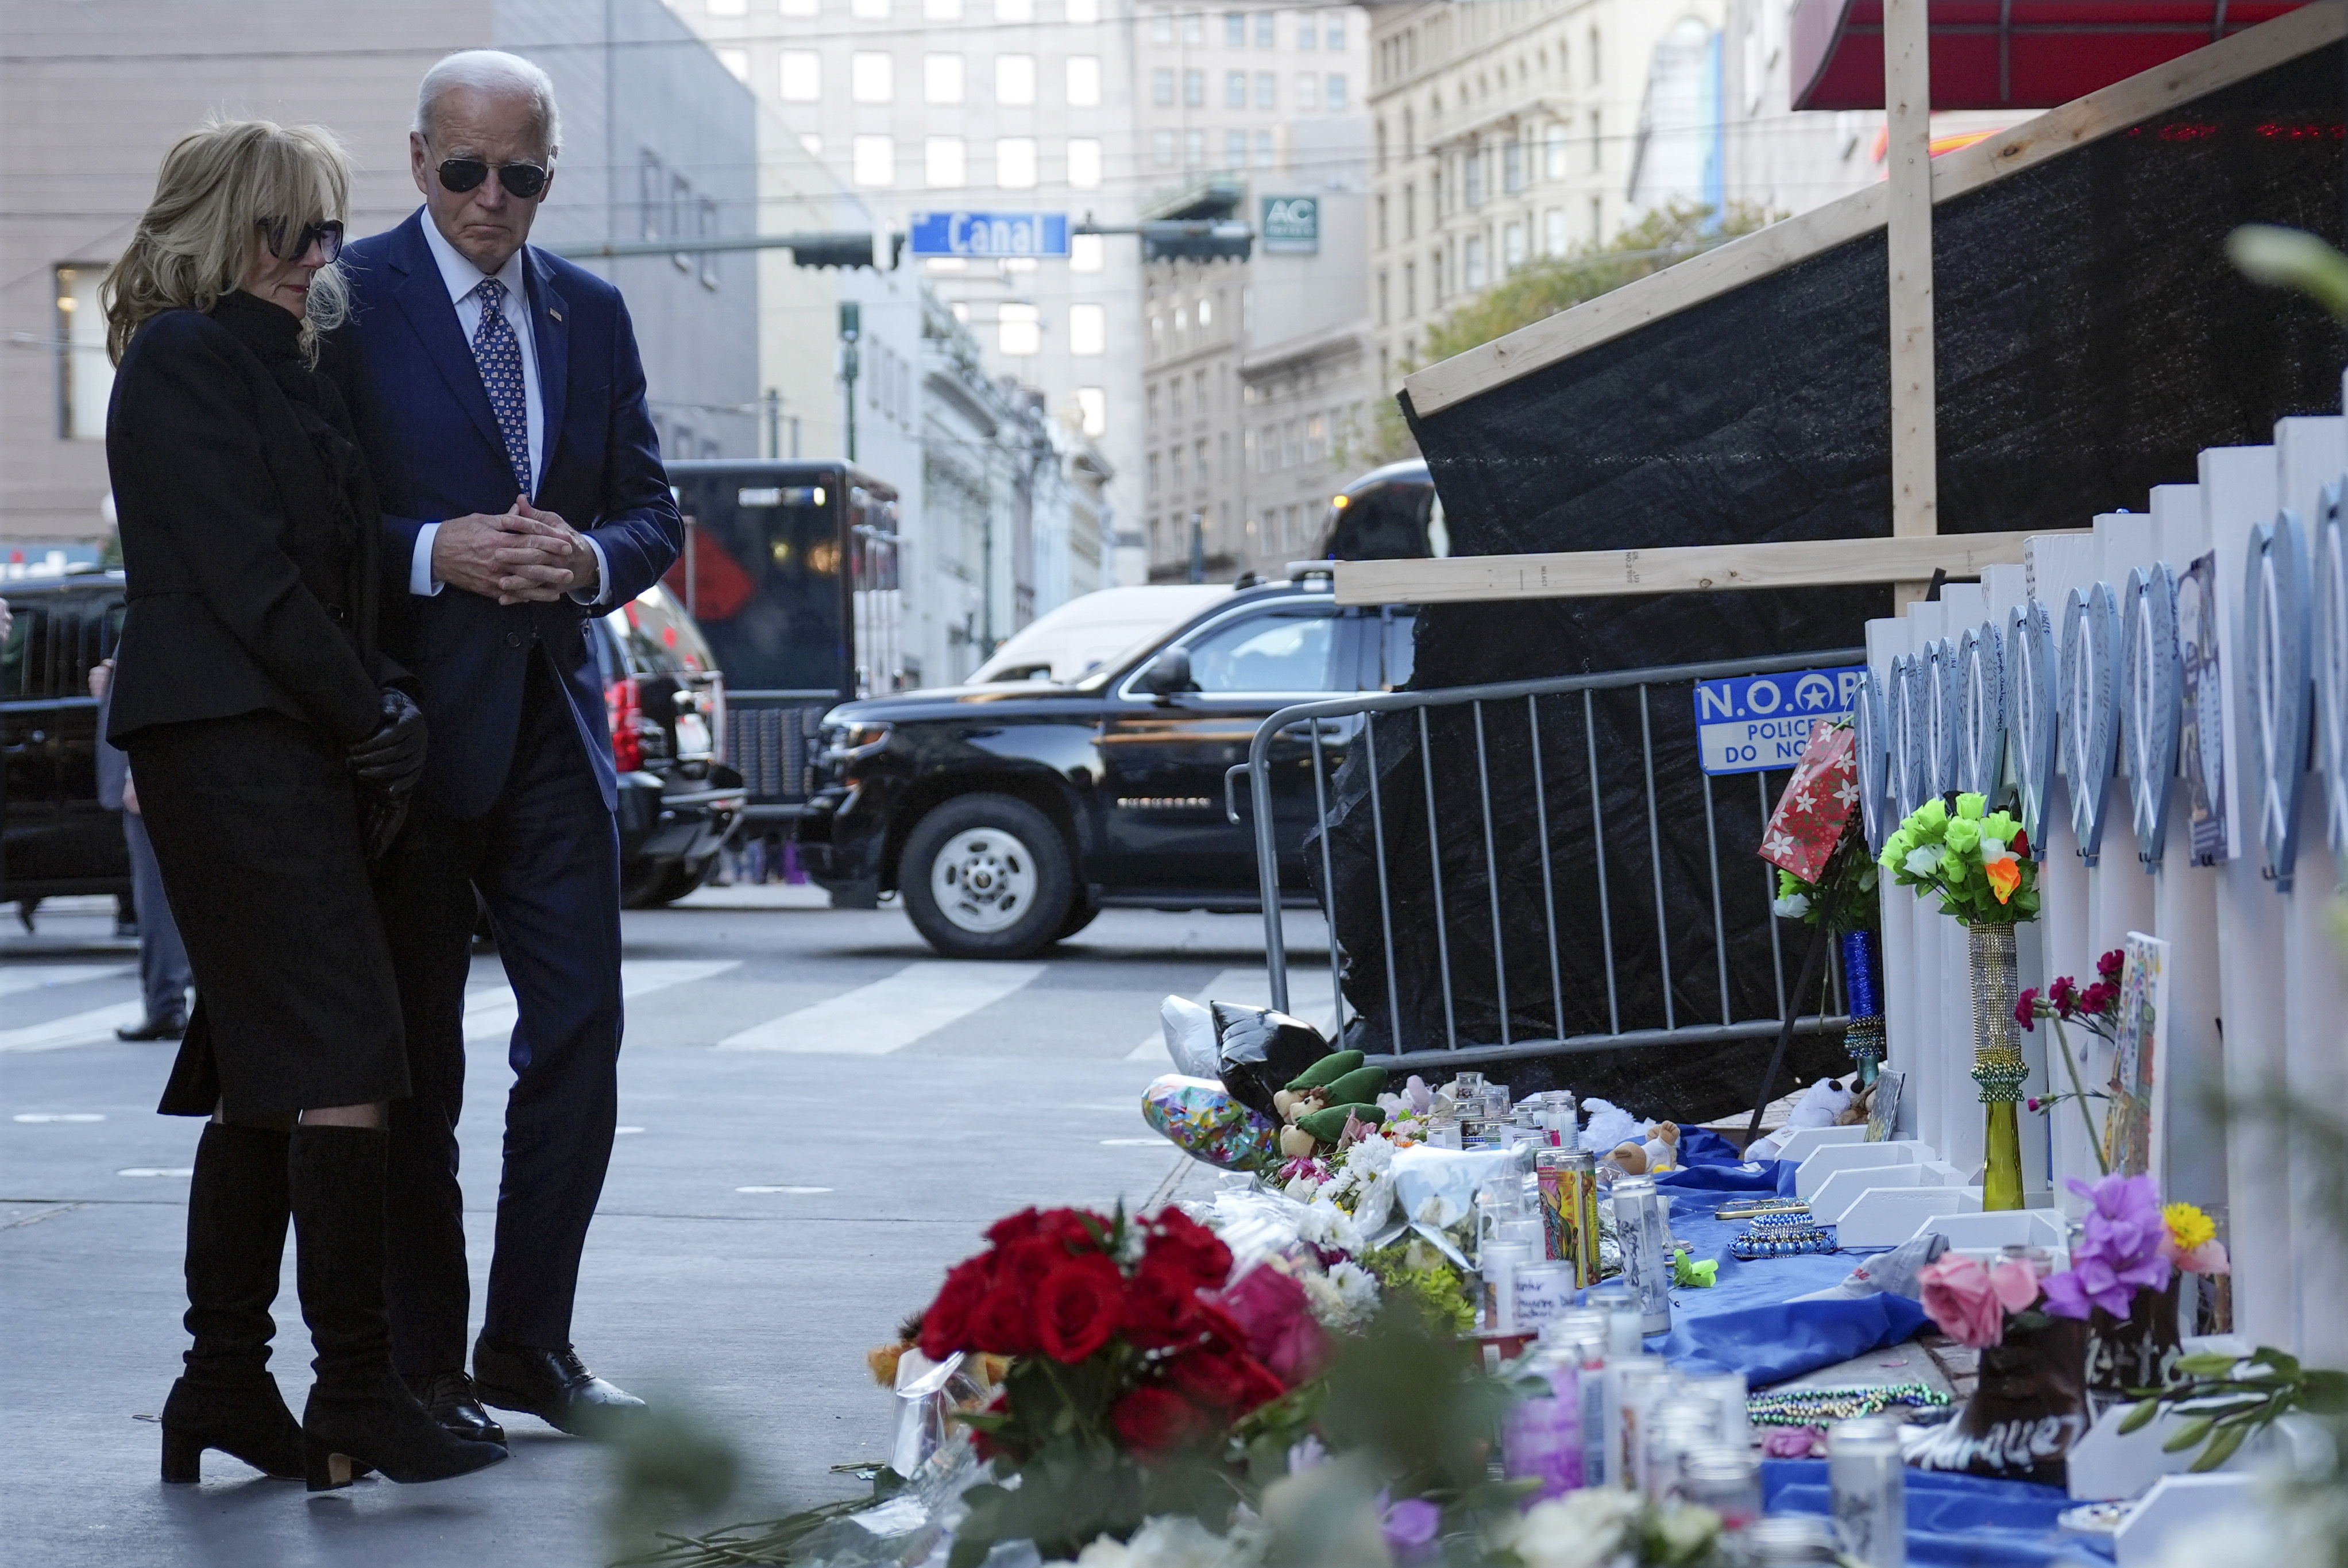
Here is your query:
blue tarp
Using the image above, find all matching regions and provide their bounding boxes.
[1762,1460,2111,1567]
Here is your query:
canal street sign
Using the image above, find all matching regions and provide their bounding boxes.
[1260,195,1319,254]
[1694,666,1866,775]
[907,211,1071,259]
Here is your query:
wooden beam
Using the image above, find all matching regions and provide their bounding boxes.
[1885,0,1937,594]
[1400,1,2348,419]
[1330,531,2089,606]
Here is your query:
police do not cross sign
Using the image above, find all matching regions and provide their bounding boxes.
[1693,667,1866,775]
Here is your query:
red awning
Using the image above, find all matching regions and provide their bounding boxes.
[1790,1,2311,111]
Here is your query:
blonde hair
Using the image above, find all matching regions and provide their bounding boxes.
[103,118,352,366]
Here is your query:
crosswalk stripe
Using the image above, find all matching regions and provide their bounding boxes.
[0,1001,149,1054]
[1124,968,1344,1064]
[462,959,742,1042]
[716,960,1046,1054]
[0,964,134,999]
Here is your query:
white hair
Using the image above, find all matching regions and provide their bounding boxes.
[415,50,561,153]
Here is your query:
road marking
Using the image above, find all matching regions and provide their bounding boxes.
[118,1168,192,1178]
[462,959,742,1042]
[615,1126,645,1135]
[737,1185,832,1194]
[0,964,133,999]
[0,1001,149,1054]
[716,961,1046,1054]
[1124,968,1343,1063]
[13,1113,106,1123]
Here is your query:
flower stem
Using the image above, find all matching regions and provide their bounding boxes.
[2048,1017,2110,1176]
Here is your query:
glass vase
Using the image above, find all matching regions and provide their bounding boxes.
[1840,928,1886,1086]
[1967,922,2028,1212]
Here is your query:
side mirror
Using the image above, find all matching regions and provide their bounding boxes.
[1138,647,1194,700]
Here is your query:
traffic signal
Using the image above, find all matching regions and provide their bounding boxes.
[1139,220,1253,263]
[789,231,905,270]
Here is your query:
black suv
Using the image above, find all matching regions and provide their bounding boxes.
[589,585,746,906]
[2,571,130,908]
[793,571,1415,957]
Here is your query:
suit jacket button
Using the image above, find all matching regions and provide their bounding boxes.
[505,631,523,648]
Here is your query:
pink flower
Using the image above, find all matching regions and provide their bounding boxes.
[1918,1254,2040,1347]
[1763,1427,1825,1458]
[2015,988,2040,1032]
[1212,1264,1331,1385]
[2173,1240,2230,1276]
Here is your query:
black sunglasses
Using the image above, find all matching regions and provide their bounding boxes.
[435,157,550,200]
[259,217,345,262]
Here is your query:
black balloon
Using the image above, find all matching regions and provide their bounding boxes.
[1212,1002,1333,1119]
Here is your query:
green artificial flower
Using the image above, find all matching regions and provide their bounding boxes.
[1944,817,1982,855]
[1982,811,2018,841]
[1956,792,1987,821]
[1913,797,1949,833]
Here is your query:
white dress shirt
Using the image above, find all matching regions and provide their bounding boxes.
[409,216,608,605]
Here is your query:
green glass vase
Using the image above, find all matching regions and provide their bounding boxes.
[1967,922,2029,1212]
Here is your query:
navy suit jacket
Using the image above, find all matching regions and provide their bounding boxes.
[334,209,682,819]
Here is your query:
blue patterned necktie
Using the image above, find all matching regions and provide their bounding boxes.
[469,277,532,496]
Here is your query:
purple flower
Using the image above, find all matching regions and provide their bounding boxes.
[1381,1498,1443,1557]
[2042,1174,2172,1319]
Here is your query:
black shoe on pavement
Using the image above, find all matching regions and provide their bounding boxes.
[402,1369,507,1445]
[473,1337,646,1435]
[117,1015,186,1042]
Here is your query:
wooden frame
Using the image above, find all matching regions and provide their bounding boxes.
[1400,1,2347,420]
[1331,530,2088,605]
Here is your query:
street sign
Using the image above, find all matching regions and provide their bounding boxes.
[1693,666,1865,775]
[1260,195,1319,254]
[907,211,1069,259]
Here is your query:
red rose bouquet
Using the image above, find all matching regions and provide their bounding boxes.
[918,1206,1306,1567]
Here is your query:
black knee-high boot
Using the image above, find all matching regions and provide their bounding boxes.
[288,1125,506,1490]
[160,1123,304,1482]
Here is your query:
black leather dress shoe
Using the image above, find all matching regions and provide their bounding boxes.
[116,1016,186,1042]
[472,1337,646,1436]
[401,1369,507,1445]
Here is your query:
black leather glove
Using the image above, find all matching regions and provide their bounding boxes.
[347,688,427,796]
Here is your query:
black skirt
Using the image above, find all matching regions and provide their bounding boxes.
[130,712,410,1118]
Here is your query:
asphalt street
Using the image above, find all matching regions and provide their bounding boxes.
[0,887,1334,1568]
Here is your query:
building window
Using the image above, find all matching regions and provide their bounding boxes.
[638,151,664,239]
[1376,194,1388,249]
[1326,16,1344,49]
[54,264,111,439]
[1072,231,1104,271]
[1377,271,1389,326]
[1589,26,1601,83]
[1150,9,1173,44]
[1463,235,1484,289]
[1225,129,1248,168]
[781,0,816,13]
[1068,137,1102,188]
[1503,222,1526,273]
[1295,72,1318,111]
[999,302,1040,356]
[996,53,1036,104]
[1254,130,1274,167]
[924,0,961,15]
[716,48,750,82]
[996,137,1038,187]
[1225,69,1246,108]
[1544,208,1566,256]
[1181,10,1203,45]
[1402,183,1415,239]
[1504,139,1525,193]
[1068,0,1098,20]
[1255,10,1273,47]
[1183,128,1205,167]
[1306,414,1325,460]
[669,173,692,268]
[1152,129,1177,167]
[1254,71,1275,108]
[1326,73,1346,111]
[1183,68,1204,107]
[852,134,895,186]
[1590,195,1602,240]
[925,135,966,187]
[1148,386,1160,431]
[1070,303,1106,354]
[1223,11,1244,46]
[1198,295,1213,327]
[1402,260,1415,317]
[698,198,721,288]
[1544,123,1567,180]
[1152,68,1175,106]
[1067,55,1101,106]
[1589,111,1602,171]
[852,0,889,13]
[1194,439,1208,489]
[1077,387,1107,437]
[851,51,894,103]
[1464,148,1483,206]
[779,50,821,102]
[925,53,964,102]
[1148,453,1161,494]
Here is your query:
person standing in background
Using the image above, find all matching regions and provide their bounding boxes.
[90,656,193,1040]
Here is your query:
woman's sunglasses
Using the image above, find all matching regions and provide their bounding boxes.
[435,157,550,200]
[259,217,345,263]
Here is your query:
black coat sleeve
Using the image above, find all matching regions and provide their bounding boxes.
[113,315,383,746]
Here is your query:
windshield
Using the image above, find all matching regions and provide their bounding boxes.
[666,472,844,692]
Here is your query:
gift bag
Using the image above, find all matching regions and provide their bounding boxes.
[1759,719,1858,883]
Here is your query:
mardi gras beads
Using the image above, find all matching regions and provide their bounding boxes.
[1744,1382,1951,1428]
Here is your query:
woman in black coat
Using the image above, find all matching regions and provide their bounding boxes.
[102,119,504,1491]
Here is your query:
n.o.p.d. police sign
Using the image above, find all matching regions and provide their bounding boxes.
[1693,667,1864,775]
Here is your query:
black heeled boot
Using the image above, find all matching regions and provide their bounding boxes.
[288,1125,506,1490]
[160,1122,304,1482]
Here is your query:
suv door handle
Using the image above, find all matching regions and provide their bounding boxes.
[1223,764,1249,825]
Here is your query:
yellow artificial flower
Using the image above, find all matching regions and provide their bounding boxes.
[2163,1202,2216,1254]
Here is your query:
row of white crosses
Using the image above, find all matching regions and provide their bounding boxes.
[1853,386,2348,1364]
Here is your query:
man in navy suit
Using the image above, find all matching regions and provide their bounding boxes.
[334,49,681,1441]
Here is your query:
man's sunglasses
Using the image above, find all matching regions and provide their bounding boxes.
[435,157,550,200]
[260,217,345,263]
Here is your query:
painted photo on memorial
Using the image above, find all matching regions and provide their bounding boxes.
[2100,933,2169,1179]
[2177,553,2228,866]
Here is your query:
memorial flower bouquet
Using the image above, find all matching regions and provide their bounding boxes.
[916,1205,1320,1566]
[2015,949,2123,1176]
[1878,793,2039,924]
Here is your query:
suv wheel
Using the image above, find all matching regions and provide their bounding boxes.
[900,794,1074,959]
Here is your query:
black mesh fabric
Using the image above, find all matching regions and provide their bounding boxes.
[1324,42,2346,1113]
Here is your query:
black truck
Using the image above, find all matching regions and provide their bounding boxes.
[793,567,1418,958]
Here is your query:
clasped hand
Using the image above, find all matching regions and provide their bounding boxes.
[432,497,598,605]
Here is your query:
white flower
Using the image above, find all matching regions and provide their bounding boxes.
[1295,1200,1364,1254]
[1329,1260,1380,1315]
[1123,1514,1262,1568]
[1347,1133,1396,1176]
[1505,1489,1643,1568]
[1076,1536,1134,1567]
[1981,835,2015,866]
[1303,1262,1381,1330]
[1903,845,1946,878]
[1283,1175,1322,1204]
[1771,891,1811,920]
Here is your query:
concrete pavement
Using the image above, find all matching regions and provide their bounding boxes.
[0,895,1329,1567]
